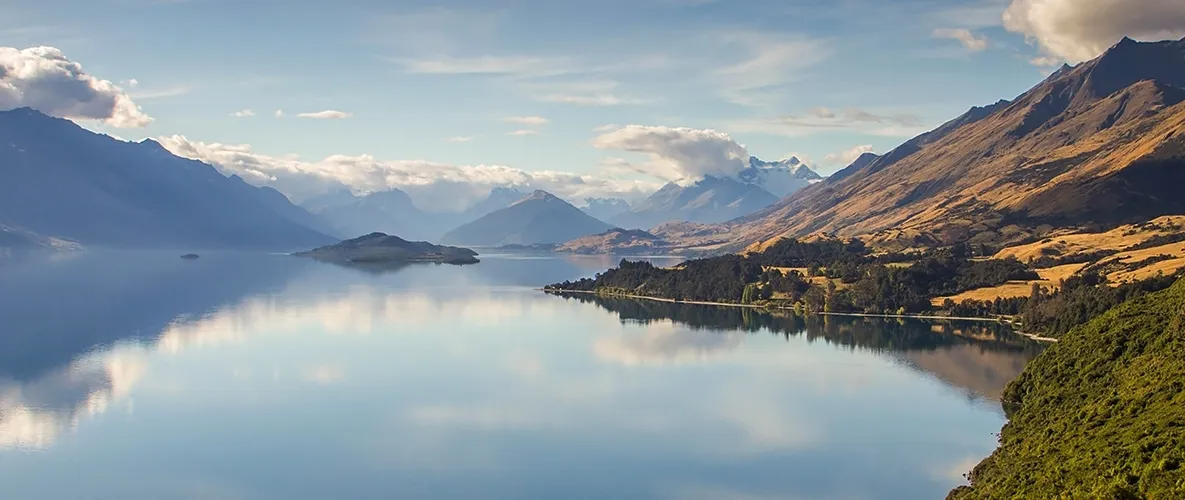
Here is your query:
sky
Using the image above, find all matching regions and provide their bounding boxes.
[2,0,1184,211]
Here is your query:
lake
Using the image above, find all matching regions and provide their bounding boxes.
[0,251,1044,500]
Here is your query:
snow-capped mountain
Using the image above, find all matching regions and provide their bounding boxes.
[738,156,823,197]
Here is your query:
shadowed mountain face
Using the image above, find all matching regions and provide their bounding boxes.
[441,190,614,246]
[727,37,1185,249]
[0,108,333,250]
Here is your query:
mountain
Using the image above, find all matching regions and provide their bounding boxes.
[580,197,632,221]
[0,108,333,250]
[726,37,1185,250]
[295,232,478,265]
[739,156,823,197]
[611,176,779,230]
[440,190,613,246]
[304,186,524,241]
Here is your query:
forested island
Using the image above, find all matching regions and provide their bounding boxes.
[295,232,479,265]
[544,237,1185,341]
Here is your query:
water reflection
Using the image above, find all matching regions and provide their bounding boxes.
[0,253,1028,499]
[557,292,1044,402]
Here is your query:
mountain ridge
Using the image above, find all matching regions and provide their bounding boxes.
[440,190,614,246]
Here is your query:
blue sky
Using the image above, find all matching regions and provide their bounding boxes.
[2,0,1179,208]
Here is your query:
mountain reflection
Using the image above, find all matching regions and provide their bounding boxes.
[551,293,1045,401]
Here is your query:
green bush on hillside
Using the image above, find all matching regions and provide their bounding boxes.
[949,278,1185,499]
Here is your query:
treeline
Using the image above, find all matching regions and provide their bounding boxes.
[546,238,1038,315]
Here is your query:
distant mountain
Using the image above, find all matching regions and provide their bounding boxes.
[556,228,669,255]
[440,190,613,246]
[739,156,823,197]
[296,232,478,265]
[0,108,333,250]
[304,186,524,241]
[580,197,632,221]
[611,175,779,230]
[723,37,1185,250]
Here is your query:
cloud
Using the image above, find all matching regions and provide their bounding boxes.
[823,145,875,166]
[230,109,255,118]
[394,55,573,77]
[504,115,548,125]
[128,85,192,100]
[932,28,989,51]
[1003,0,1185,63]
[274,109,284,118]
[710,32,831,106]
[0,46,152,128]
[591,125,750,183]
[446,136,474,142]
[525,80,649,106]
[728,107,927,138]
[505,129,539,136]
[297,110,351,119]
[157,135,662,211]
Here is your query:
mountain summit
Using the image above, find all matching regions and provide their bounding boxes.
[725,36,1185,250]
[440,190,613,246]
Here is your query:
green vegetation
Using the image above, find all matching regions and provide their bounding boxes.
[949,278,1185,499]
[545,238,1035,314]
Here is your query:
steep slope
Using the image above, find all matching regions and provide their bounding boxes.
[730,37,1185,249]
[950,278,1185,499]
[440,190,613,246]
[0,108,333,250]
[612,176,779,230]
[556,228,669,255]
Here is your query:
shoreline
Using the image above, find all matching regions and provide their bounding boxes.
[542,288,1059,343]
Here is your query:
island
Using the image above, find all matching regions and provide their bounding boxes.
[180,253,200,260]
[294,232,479,265]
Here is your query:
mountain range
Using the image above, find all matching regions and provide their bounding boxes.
[441,190,614,246]
[302,187,526,241]
[688,37,1185,252]
[0,108,334,251]
[610,156,822,230]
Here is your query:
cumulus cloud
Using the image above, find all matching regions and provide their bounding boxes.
[932,28,989,51]
[297,110,351,119]
[504,115,548,125]
[823,145,875,166]
[0,46,151,127]
[1003,0,1185,63]
[231,109,255,118]
[591,125,750,183]
[157,135,662,211]
[505,129,539,136]
[728,107,927,138]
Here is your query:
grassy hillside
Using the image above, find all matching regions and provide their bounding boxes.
[950,279,1185,499]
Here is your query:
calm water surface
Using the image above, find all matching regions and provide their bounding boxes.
[0,251,1043,500]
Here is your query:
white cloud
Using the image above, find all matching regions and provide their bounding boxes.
[728,107,927,138]
[0,46,152,128]
[710,32,831,106]
[395,55,573,77]
[446,136,474,142]
[823,145,875,166]
[231,109,255,118]
[932,28,989,51]
[505,129,539,136]
[297,110,352,119]
[274,109,284,118]
[128,85,191,100]
[591,125,750,183]
[504,115,548,125]
[1003,0,1185,63]
[157,135,662,211]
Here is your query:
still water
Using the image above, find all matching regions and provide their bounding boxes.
[0,251,1043,500]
